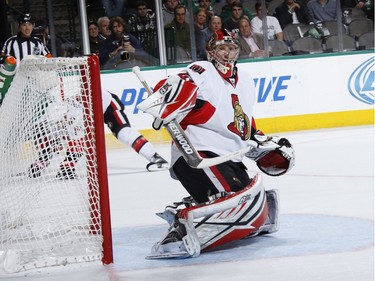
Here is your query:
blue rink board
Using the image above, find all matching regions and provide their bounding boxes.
[112,214,374,271]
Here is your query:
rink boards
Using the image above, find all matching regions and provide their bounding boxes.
[100,52,374,145]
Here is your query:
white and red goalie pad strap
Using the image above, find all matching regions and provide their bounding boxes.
[137,75,198,124]
[178,174,268,251]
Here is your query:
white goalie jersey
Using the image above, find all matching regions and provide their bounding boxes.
[171,61,257,166]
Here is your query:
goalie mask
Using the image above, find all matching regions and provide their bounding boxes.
[206,29,239,78]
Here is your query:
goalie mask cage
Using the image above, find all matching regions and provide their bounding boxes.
[0,55,113,273]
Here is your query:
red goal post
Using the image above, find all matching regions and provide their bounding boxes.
[0,54,113,273]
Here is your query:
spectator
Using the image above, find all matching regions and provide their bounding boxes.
[33,19,65,57]
[1,13,50,65]
[165,4,191,62]
[180,0,216,16]
[223,2,246,35]
[220,0,254,22]
[99,16,151,69]
[196,15,223,60]
[202,15,222,40]
[208,15,223,37]
[341,0,373,21]
[306,0,337,23]
[163,0,191,25]
[275,0,310,29]
[251,2,284,41]
[163,0,179,25]
[97,16,112,41]
[237,17,265,58]
[194,8,210,60]
[126,1,157,54]
[88,21,104,55]
[101,0,127,17]
[197,0,216,19]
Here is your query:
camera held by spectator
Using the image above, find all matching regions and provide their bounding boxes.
[120,35,130,61]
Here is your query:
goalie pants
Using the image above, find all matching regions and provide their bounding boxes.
[172,151,252,204]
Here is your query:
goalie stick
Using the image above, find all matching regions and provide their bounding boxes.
[131,66,275,169]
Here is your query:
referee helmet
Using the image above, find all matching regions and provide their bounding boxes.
[18,13,34,24]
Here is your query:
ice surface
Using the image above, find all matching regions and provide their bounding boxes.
[2,126,374,281]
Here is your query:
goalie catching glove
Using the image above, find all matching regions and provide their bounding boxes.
[246,130,295,176]
[137,75,198,130]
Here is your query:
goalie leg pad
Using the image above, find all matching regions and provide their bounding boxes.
[149,174,270,258]
[196,176,269,251]
[264,189,279,234]
[244,189,279,238]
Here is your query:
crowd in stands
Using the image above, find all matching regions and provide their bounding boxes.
[2,0,373,70]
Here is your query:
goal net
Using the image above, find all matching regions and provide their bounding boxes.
[0,55,112,273]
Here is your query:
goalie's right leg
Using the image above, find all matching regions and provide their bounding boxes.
[147,174,271,259]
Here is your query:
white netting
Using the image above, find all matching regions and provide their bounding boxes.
[0,56,104,273]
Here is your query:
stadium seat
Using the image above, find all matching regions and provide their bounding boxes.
[291,37,323,54]
[283,23,310,46]
[269,40,291,56]
[348,19,374,37]
[357,32,375,50]
[322,20,347,36]
[323,34,357,52]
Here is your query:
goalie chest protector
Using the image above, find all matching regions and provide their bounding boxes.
[174,61,256,163]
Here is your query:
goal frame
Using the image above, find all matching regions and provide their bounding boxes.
[87,55,113,265]
[0,54,113,271]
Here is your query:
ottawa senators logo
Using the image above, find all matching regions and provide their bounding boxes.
[227,94,250,140]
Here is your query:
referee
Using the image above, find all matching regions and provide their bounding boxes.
[1,13,51,65]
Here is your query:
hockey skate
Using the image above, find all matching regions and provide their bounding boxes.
[147,201,201,259]
[28,161,48,178]
[146,217,191,259]
[56,165,77,180]
[146,153,168,172]
[146,215,200,259]
[56,151,82,180]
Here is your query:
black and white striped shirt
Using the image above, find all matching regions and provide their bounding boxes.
[1,32,51,65]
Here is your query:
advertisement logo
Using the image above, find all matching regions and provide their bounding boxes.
[254,75,291,102]
[348,57,374,105]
